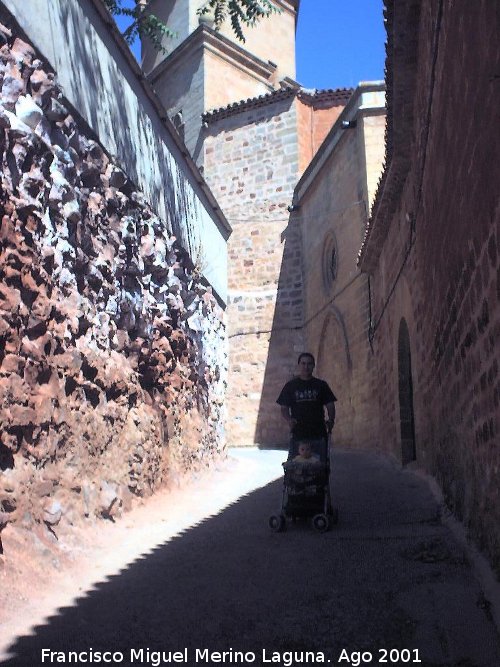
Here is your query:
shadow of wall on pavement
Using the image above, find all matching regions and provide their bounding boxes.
[3,450,489,667]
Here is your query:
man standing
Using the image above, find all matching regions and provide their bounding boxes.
[277,352,336,440]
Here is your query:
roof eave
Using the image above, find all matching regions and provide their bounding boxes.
[357,0,422,272]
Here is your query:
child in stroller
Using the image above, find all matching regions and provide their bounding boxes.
[293,441,321,463]
[269,435,338,532]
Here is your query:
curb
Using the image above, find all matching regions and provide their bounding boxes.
[411,467,500,636]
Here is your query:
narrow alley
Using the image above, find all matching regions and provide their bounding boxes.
[2,449,500,667]
[1,2,499,667]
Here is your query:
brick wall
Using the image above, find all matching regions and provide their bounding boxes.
[296,99,346,174]
[363,0,500,572]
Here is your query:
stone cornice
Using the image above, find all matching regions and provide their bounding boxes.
[202,26,277,80]
[273,0,300,16]
[148,24,276,87]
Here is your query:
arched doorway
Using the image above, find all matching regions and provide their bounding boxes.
[317,309,353,446]
[398,319,416,464]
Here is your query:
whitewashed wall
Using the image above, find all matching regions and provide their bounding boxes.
[2,0,229,302]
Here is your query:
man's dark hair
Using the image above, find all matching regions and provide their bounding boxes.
[297,352,315,365]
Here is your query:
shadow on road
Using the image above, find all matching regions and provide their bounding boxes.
[2,451,499,667]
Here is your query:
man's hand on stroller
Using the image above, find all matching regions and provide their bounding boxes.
[326,419,335,433]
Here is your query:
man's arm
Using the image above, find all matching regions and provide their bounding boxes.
[325,401,336,432]
[280,405,297,431]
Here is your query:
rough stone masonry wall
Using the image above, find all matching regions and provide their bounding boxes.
[0,27,226,539]
[204,98,304,446]
[370,0,500,571]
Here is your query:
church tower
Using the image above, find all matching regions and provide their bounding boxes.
[142,0,300,162]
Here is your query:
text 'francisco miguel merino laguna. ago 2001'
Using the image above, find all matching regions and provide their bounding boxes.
[40,647,423,665]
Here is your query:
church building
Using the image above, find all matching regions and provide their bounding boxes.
[142,0,386,447]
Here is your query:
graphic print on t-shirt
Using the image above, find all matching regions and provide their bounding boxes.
[277,376,336,438]
[295,389,320,402]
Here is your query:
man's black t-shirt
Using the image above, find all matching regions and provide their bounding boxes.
[276,377,337,438]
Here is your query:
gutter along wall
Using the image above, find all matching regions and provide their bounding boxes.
[0,0,229,536]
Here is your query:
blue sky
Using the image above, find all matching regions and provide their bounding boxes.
[296,0,386,89]
[116,0,386,90]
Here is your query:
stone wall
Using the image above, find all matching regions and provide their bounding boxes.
[141,2,356,450]
[148,30,275,164]
[143,0,298,84]
[2,0,230,302]
[149,45,205,163]
[0,19,226,538]
[359,0,500,572]
[203,96,303,446]
[296,86,386,449]
[201,87,354,447]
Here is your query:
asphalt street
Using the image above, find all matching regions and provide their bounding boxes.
[2,449,500,667]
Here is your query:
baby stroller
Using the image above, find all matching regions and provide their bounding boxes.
[269,433,338,533]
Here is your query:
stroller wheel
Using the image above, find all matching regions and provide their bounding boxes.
[312,513,329,533]
[269,514,286,532]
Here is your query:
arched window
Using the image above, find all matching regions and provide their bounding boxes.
[322,233,338,292]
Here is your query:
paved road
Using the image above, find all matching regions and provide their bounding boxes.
[2,449,500,667]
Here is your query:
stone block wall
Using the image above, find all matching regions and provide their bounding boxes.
[150,38,273,164]
[297,101,385,450]
[143,0,298,83]
[360,114,386,209]
[213,0,298,82]
[204,97,304,446]
[363,0,500,572]
[0,23,226,537]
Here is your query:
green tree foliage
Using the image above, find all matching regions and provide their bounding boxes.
[198,0,280,42]
[104,0,280,51]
